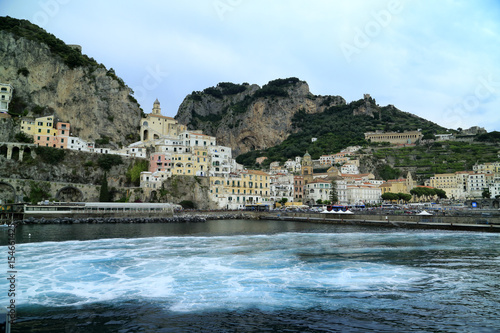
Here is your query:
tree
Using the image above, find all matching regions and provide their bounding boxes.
[382,192,399,201]
[97,154,123,171]
[278,198,288,206]
[329,180,338,204]
[482,188,491,199]
[99,173,111,202]
[397,193,412,202]
[434,189,447,199]
[126,159,149,186]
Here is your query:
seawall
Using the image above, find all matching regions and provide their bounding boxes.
[258,212,500,233]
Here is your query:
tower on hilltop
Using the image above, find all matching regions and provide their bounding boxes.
[140,99,186,142]
[152,98,161,115]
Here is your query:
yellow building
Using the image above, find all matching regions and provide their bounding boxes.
[21,118,36,136]
[21,115,71,148]
[209,170,271,208]
[171,152,209,176]
[140,99,186,141]
[380,172,416,194]
[365,131,423,145]
[429,171,473,199]
[473,162,500,174]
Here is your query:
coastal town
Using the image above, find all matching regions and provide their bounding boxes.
[2,81,499,211]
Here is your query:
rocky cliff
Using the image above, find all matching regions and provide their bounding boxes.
[0,17,142,146]
[175,78,346,156]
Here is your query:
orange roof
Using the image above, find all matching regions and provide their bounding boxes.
[147,114,176,120]
[245,170,270,176]
[388,178,406,182]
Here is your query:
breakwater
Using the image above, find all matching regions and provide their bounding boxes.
[262,212,500,232]
[4,209,500,232]
[15,212,251,225]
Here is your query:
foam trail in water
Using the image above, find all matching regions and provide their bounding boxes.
[1,233,450,312]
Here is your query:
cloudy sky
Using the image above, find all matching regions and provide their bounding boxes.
[2,0,500,131]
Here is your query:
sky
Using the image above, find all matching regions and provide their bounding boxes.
[2,0,500,131]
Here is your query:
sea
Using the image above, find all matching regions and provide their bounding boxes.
[0,219,499,332]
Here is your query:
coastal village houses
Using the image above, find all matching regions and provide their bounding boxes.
[8,79,500,207]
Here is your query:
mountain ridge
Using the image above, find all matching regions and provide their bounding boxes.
[0,16,142,147]
[174,78,449,163]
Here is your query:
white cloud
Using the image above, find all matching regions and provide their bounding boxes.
[1,0,499,131]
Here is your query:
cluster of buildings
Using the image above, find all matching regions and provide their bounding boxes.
[4,76,498,207]
[19,115,147,158]
[427,162,500,200]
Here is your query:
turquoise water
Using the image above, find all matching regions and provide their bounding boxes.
[1,220,499,332]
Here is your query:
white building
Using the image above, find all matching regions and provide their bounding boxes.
[140,171,169,190]
[208,145,233,177]
[67,136,95,152]
[468,173,487,198]
[319,155,334,166]
[181,130,217,148]
[0,83,13,113]
[270,174,294,204]
[304,179,332,205]
[284,159,301,173]
[340,162,359,175]
[346,183,381,205]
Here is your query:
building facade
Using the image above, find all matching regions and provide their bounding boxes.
[364,130,423,145]
[0,83,13,113]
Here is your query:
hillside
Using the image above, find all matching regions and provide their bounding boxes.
[175,78,451,164]
[232,94,447,167]
[0,16,142,146]
[363,141,500,182]
[175,78,345,156]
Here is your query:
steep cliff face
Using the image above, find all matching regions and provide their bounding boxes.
[175,79,345,156]
[0,22,141,146]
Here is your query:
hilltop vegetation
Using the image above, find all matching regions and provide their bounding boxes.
[236,98,447,168]
[0,16,141,146]
[368,141,500,181]
[0,16,99,70]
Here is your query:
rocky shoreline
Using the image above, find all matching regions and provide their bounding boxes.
[16,213,251,225]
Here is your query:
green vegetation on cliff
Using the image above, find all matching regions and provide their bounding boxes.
[371,141,500,180]
[0,16,98,69]
[236,99,447,168]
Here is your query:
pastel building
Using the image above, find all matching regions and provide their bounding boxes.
[293,175,304,201]
[208,145,232,177]
[304,179,332,205]
[68,137,95,152]
[209,170,271,209]
[23,115,70,149]
[0,83,13,113]
[269,173,294,204]
[346,183,381,205]
[150,152,173,173]
[140,99,186,142]
[364,130,423,145]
